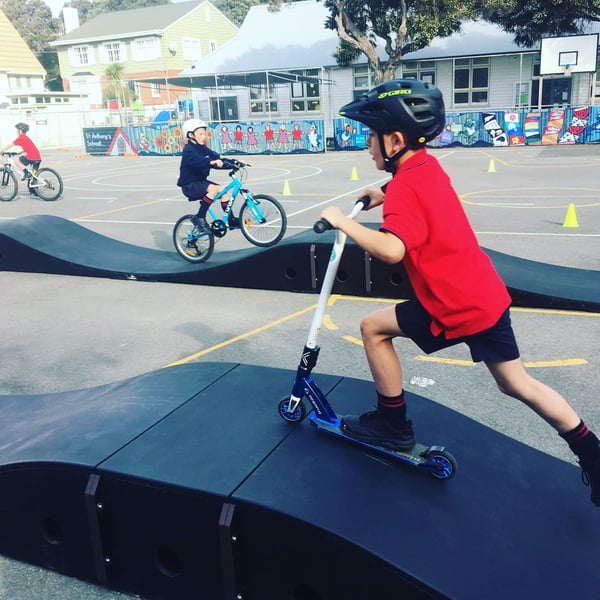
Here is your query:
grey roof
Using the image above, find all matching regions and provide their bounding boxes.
[405,20,539,60]
[180,0,340,75]
[51,0,203,46]
[170,0,540,89]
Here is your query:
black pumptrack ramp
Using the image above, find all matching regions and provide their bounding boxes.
[0,215,599,311]
[0,362,598,599]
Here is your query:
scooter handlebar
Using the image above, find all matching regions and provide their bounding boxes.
[313,195,370,234]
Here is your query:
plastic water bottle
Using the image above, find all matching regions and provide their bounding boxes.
[409,376,435,388]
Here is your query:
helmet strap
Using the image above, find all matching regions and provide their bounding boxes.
[378,132,411,173]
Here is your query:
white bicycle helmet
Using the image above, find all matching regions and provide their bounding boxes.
[182,118,208,137]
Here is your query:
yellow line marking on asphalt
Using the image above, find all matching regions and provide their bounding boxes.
[416,355,475,366]
[164,303,317,367]
[323,314,338,330]
[163,294,598,368]
[523,358,588,367]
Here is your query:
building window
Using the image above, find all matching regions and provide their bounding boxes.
[249,84,278,113]
[402,60,436,85]
[210,96,238,121]
[453,57,489,105]
[291,69,320,112]
[182,37,201,61]
[132,37,160,61]
[353,65,373,100]
[150,83,161,98]
[101,42,124,64]
[72,45,91,66]
[209,40,217,53]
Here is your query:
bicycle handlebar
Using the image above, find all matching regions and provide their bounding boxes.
[313,195,371,233]
[222,157,250,170]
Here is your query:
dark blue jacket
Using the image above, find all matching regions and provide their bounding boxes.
[177,141,222,187]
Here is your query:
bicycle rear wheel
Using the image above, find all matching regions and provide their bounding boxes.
[0,169,18,201]
[32,168,63,201]
[239,194,287,247]
[173,214,215,263]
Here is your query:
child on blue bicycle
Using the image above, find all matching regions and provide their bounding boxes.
[177,119,238,231]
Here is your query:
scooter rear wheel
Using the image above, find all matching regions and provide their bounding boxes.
[278,396,307,423]
[424,449,457,480]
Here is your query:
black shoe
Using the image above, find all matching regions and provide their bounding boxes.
[22,170,31,181]
[342,410,415,451]
[191,216,211,234]
[228,216,240,229]
[580,450,600,506]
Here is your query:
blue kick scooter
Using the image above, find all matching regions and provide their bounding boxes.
[278,198,457,480]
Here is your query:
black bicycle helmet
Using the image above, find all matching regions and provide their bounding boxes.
[15,122,29,133]
[339,79,445,169]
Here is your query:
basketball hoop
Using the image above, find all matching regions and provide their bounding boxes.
[561,64,573,77]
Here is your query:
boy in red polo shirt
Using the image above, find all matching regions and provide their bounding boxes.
[319,79,600,506]
[0,122,42,180]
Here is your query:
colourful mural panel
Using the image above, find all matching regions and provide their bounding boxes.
[83,119,326,156]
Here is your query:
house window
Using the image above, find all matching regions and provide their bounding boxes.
[151,83,161,98]
[72,45,91,66]
[402,60,436,85]
[132,37,160,61]
[453,57,489,105]
[209,40,217,53]
[101,42,124,64]
[290,69,320,112]
[249,84,278,114]
[182,38,201,61]
[353,65,373,100]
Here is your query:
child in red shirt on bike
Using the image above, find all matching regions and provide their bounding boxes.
[319,79,600,506]
[0,122,42,180]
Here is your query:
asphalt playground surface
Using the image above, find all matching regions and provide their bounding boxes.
[1,143,599,598]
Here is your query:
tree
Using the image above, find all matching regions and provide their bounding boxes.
[269,0,599,84]
[213,0,264,26]
[103,63,136,107]
[87,0,168,20]
[322,0,478,83]
[478,0,600,47]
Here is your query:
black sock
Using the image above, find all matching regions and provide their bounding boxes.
[197,196,212,218]
[377,390,407,428]
[560,420,600,463]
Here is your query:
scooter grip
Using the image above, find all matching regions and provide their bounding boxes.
[313,219,331,234]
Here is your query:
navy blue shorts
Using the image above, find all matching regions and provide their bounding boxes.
[394,300,520,363]
[182,180,216,201]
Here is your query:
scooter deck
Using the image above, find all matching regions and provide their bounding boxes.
[309,415,456,478]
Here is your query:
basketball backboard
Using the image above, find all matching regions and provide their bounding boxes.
[539,33,599,75]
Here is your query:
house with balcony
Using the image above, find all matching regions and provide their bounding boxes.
[49,0,237,116]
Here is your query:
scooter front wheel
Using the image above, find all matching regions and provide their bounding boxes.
[278,396,307,423]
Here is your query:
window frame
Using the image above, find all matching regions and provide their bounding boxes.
[452,57,489,106]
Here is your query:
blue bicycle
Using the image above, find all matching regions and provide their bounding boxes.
[173,158,287,263]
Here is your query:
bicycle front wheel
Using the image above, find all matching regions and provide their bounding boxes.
[0,169,18,201]
[173,214,215,263]
[239,194,287,247]
[32,168,63,201]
